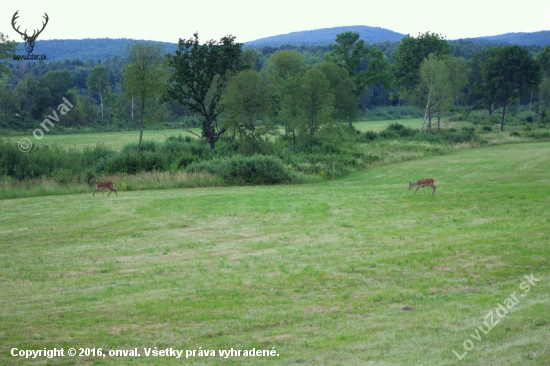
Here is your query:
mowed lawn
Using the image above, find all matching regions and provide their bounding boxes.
[1,142,549,365]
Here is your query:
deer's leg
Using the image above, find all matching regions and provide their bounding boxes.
[432,185,436,195]
[414,186,420,195]
[422,186,426,195]
[93,189,100,197]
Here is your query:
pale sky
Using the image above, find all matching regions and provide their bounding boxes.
[3,0,550,44]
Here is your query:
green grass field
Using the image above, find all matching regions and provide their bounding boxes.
[354,118,424,132]
[1,142,549,365]
[10,128,200,151]
[8,119,426,151]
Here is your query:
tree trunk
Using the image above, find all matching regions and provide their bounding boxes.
[500,99,507,132]
[99,91,104,119]
[437,113,441,133]
[428,112,432,133]
[421,94,431,132]
[488,105,493,117]
[138,98,145,157]
[131,96,134,120]
[292,117,296,153]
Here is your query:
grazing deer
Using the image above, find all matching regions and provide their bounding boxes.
[89,178,118,197]
[409,178,436,195]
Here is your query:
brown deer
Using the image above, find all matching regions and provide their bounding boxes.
[89,178,118,197]
[409,178,436,195]
[11,11,49,54]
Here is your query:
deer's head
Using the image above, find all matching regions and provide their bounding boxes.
[11,11,49,54]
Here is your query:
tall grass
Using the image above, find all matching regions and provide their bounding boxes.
[0,171,222,200]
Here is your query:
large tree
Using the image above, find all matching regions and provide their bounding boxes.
[264,50,306,152]
[535,45,550,78]
[86,65,110,119]
[445,56,468,107]
[535,45,550,119]
[29,70,74,120]
[123,41,168,156]
[325,31,391,125]
[0,32,17,80]
[325,31,368,78]
[318,61,359,129]
[166,33,243,150]
[483,45,541,131]
[418,54,452,132]
[467,48,501,116]
[392,32,452,97]
[222,69,272,153]
[299,68,334,139]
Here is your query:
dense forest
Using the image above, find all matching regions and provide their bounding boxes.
[0,29,548,135]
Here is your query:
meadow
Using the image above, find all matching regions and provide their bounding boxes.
[5,119,426,151]
[1,141,549,365]
[354,118,423,132]
[10,128,200,151]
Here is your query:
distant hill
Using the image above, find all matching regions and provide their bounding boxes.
[9,28,549,63]
[244,26,406,48]
[463,30,550,47]
[14,38,178,62]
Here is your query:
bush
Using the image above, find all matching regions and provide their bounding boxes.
[377,123,417,139]
[378,130,398,139]
[187,155,291,185]
[510,131,521,137]
[102,151,169,174]
[386,123,417,137]
[282,152,358,179]
[525,131,550,139]
[365,130,377,141]
[481,125,492,132]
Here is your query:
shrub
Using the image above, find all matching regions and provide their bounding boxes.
[365,130,377,141]
[525,131,550,139]
[386,123,417,137]
[378,123,417,139]
[510,131,521,137]
[187,155,291,185]
[378,130,398,139]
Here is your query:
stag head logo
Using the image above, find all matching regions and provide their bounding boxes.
[11,10,49,54]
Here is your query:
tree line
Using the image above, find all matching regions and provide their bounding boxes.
[1,30,549,153]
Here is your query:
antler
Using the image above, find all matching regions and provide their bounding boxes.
[11,11,27,40]
[29,13,49,40]
[11,11,49,41]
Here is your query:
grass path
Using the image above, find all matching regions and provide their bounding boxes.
[1,142,549,365]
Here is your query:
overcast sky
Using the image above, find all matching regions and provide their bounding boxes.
[3,0,550,44]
